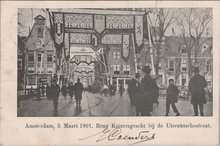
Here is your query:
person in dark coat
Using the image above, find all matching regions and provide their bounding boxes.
[165,79,180,116]
[74,78,84,106]
[61,84,67,99]
[141,66,159,116]
[50,79,60,113]
[189,67,208,116]
[129,73,143,116]
[128,73,140,106]
[46,83,51,99]
[68,82,74,99]
[41,84,45,96]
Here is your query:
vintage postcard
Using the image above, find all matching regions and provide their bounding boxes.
[0,1,219,145]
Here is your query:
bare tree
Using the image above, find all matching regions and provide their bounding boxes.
[177,8,212,77]
[148,8,180,76]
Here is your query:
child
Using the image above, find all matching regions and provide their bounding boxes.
[165,79,180,116]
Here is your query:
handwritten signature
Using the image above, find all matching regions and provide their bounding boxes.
[79,127,155,145]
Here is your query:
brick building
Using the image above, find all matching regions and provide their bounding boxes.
[25,15,56,89]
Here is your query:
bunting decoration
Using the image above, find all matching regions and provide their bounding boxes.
[54,13,64,47]
[134,15,144,48]
[122,34,131,62]
[94,15,105,34]
[64,33,70,60]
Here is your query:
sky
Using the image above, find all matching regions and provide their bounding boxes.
[18,8,213,37]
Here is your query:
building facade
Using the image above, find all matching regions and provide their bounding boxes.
[25,15,56,89]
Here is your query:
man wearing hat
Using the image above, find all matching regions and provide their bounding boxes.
[141,66,159,116]
[74,78,84,106]
[50,78,60,114]
[189,67,208,116]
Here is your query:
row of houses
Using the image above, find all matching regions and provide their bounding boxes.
[18,10,213,92]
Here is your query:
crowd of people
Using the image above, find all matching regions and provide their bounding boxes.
[31,65,209,117]
[46,78,84,114]
[127,66,209,116]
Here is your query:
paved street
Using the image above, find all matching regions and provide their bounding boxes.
[18,92,213,117]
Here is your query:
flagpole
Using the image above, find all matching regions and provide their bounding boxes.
[131,33,137,73]
[146,12,156,75]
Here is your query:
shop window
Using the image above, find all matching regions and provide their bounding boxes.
[27,76,36,85]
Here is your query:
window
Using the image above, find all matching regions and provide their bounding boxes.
[169,59,175,72]
[47,64,53,73]
[27,76,36,85]
[123,65,130,75]
[47,52,53,62]
[113,51,120,59]
[28,52,34,62]
[38,53,42,62]
[113,64,120,74]
[37,27,43,37]
[206,59,212,72]
[181,59,187,72]
[18,59,22,69]
[28,64,34,73]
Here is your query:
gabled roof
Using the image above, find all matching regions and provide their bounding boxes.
[34,15,45,20]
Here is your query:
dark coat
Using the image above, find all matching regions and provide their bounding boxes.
[46,85,50,98]
[128,78,140,106]
[74,82,83,100]
[189,74,207,104]
[167,84,179,104]
[50,84,60,99]
[141,74,159,112]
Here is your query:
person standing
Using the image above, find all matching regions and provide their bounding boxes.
[165,79,180,116]
[50,79,60,113]
[41,84,45,96]
[46,83,51,99]
[141,66,159,116]
[74,78,84,106]
[68,82,74,99]
[128,73,140,106]
[129,73,143,116]
[189,67,208,116]
[61,84,67,99]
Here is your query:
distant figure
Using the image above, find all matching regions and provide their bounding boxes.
[61,84,67,99]
[103,84,108,96]
[46,83,51,99]
[74,78,84,106]
[109,84,114,96]
[165,79,180,116]
[50,79,60,113]
[68,82,74,99]
[128,73,140,106]
[119,84,124,97]
[41,84,45,96]
[37,85,41,99]
[141,66,159,116]
[189,67,208,116]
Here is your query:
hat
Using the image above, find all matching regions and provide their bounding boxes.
[142,66,152,73]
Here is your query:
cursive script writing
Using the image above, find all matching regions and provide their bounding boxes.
[79,127,155,145]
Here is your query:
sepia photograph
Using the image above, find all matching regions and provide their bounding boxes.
[17,8,213,117]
